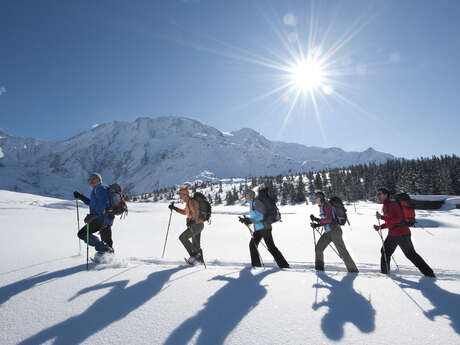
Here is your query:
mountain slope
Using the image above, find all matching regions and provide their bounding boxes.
[0,116,394,198]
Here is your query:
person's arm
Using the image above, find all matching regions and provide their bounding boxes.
[380,203,402,229]
[175,206,186,216]
[93,186,110,216]
[380,205,390,221]
[80,194,90,206]
[252,200,265,223]
[318,203,334,225]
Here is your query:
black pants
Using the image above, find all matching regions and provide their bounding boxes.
[381,234,434,277]
[250,228,289,268]
[77,219,113,249]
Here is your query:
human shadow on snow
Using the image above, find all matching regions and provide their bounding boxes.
[393,275,460,334]
[312,272,376,341]
[163,266,275,345]
[18,266,185,345]
[0,263,86,305]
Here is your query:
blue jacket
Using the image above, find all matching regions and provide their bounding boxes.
[81,184,114,226]
[249,199,265,231]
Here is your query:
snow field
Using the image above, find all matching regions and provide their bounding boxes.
[1,190,459,345]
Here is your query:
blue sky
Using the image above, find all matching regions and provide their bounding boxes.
[1,0,459,158]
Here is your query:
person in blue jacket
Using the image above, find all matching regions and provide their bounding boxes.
[239,189,289,268]
[74,172,114,256]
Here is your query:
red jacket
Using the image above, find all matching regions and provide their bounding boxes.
[380,199,410,236]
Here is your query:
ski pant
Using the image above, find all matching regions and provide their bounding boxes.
[381,234,435,276]
[315,227,358,272]
[77,218,113,252]
[179,223,204,257]
[250,228,289,268]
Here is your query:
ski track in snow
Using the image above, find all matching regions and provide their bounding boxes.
[1,190,460,345]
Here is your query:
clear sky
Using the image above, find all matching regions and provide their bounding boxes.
[1,0,459,158]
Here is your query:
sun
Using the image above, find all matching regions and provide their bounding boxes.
[289,58,325,93]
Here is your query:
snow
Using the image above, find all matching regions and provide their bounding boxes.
[0,116,393,197]
[1,189,460,345]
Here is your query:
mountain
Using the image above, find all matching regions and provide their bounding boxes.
[0,116,394,198]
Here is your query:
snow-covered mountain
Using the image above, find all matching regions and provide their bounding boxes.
[0,116,394,198]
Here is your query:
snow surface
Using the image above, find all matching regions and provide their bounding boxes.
[1,190,460,345]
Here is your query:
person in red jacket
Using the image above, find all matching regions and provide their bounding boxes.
[374,187,435,277]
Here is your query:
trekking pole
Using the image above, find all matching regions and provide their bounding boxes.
[76,200,81,254]
[377,218,396,273]
[314,226,342,259]
[162,204,174,258]
[86,223,89,271]
[240,218,264,268]
[377,219,400,271]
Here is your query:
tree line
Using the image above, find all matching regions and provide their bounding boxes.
[127,155,460,205]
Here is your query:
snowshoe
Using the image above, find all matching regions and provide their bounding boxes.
[92,250,114,264]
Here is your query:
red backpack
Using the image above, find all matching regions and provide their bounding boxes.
[390,193,416,227]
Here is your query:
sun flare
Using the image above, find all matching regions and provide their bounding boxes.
[289,59,325,92]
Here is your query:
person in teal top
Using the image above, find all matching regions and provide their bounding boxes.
[240,189,289,268]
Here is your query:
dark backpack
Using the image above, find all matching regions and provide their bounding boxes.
[105,184,128,218]
[390,192,416,227]
[257,187,281,225]
[193,192,212,222]
[328,196,349,226]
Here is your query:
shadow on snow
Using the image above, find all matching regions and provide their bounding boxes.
[0,263,86,305]
[312,271,376,341]
[394,275,460,334]
[17,266,187,345]
[163,266,275,345]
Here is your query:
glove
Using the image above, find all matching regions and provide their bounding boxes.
[311,222,320,229]
[374,225,381,231]
[376,211,382,220]
[239,217,252,225]
[168,202,175,211]
[74,191,83,200]
[105,206,115,218]
[310,214,320,222]
[84,213,99,224]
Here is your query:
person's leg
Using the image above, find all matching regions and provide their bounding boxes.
[380,235,398,274]
[190,223,204,262]
[99,225,113,249]
[249,230,263,267]
[262,229,289,268]
[190,224,204,254]
[179,228,196,257]
[398,234,435,277]
[77,219,111,252]
[330,228,358,272]
[315,231,332,271]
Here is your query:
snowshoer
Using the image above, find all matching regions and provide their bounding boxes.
[374,187,435,277]
[311,190,358,273]
[240,189,289,268]
[74,172,114,261]
[169,187,205,265]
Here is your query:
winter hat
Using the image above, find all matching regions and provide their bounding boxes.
[88,172,102,183]
[179,186,189,195]
[244,189,255,199]
[314,190,325,201]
